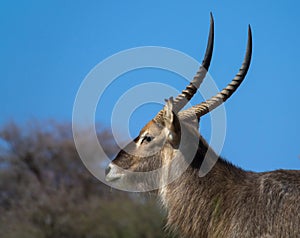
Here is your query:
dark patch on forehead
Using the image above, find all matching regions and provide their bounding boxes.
[132,120,155,143]
[133,120,162,143]
[140,120,155,135]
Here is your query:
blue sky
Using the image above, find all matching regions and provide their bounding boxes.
[1,1,299,172]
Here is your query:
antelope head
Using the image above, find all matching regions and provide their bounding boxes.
[105,14,252,191]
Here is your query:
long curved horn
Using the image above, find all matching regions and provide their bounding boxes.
[153,13,214,123]
[179,25,252,120]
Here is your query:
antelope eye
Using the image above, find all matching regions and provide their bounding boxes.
[141,135,152,144]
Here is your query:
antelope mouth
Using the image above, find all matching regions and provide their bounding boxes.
[105,174,123,182]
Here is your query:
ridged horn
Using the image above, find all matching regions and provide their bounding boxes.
[153,13,214,123]
[179,25,252,120]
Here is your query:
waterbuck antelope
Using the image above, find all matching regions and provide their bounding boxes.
[105,14,300,237]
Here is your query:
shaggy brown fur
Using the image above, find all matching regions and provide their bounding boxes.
[162,136,300,237]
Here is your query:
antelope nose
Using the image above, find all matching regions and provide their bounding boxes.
[105,164,111,176]
[105,163,123,182]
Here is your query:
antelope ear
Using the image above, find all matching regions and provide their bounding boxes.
[163,97,181,147]
[163,97,174,130]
